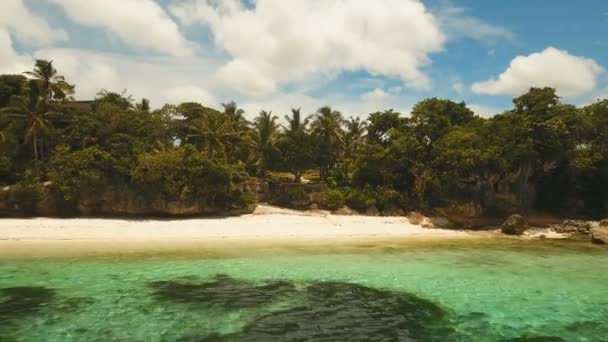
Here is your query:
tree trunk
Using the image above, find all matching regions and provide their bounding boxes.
[33,131,38,161]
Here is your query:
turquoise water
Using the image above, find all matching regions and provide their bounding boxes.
[0,239,607,341]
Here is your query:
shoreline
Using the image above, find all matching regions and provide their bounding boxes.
[0,205,584,259]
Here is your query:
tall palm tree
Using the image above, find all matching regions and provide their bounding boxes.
[310,106,345,180]
[253,110,279,176]
[23,59,74,102]
[2,89,57,160]
[222,101,248,129]
[281,108,312,183]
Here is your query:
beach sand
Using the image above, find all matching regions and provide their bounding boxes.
[0,205,496,258]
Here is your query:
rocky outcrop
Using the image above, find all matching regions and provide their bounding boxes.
[591,227,608,245]
[600,219,608,227]
[364,205,380,216]
[333,206,354,216]
[550,220,594,235]
[501,214,528,235]
[406,211,454,229]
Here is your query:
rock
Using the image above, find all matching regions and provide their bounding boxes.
[429,217,454,229]
[364,205,380,216]
[407,211,425,225]
[333,206,353,216]
[551,220,593,235]
[591,227,608,245]
[600,219,608,227]
[381,207,405,217]
[501,214,528,235]
[308,203,319,211]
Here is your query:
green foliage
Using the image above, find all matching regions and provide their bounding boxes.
[1,181,43,216]
[345,188,376,210]
[47,146,113,201]
[320,189,346,211]
[2,58,608,219]
[131,145,250,207]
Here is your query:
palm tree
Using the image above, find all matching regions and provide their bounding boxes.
[2,89,57,160]
[253,110,279,176]
[23,59,74,102]
[188,111,241,159]
[342,117,367,179]
[310,106,345,180]
[281,108,312,183]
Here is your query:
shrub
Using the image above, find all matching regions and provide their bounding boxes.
[374,187,400,211]
[2,182,43,216]
[345,188,376,210]
[320,189,346,211]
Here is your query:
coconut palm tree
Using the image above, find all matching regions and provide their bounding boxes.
[188,111,241,160]
[281,108,313,183]
[253,110,279,176]
[2,91,57,160]
[310,106,345,180]
[23,59,74,102]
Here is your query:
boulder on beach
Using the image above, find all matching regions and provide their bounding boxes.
[407,212,425,225]
[501,214,528,235]
[591,227,608,245]
[364,206,380,216]
[600,219,608,227]
[333,206,354,216]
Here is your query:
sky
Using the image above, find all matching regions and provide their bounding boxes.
[1,0,607,119]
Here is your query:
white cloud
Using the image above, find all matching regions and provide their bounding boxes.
[468,104,504,118]
[436,6,514,42]
[170,0,445,95]
[0,47,222,108]
[0,28,32,74]
[163,86,218,106]
[362,88,389,102]
[0,0,67,45]
[472,47,604,97]
[48,0,193,56]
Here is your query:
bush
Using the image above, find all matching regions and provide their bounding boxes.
[320,189,346,211]
[345,188,376,210]
[374,187,400,211]
[2,182,43,216]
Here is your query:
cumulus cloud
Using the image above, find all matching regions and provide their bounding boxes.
[48,0,193,56]
[0,44,222,108]
[472,47,604,97]
[452,82,465,94]
[170,0,445,95]
[0,28,32,74]
[0,0,67,45]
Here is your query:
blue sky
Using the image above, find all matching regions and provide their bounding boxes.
[2,0,607,118]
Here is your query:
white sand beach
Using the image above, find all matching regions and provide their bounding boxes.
[0,205,497,258]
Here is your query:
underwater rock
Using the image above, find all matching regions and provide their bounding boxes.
[0,286,56,321]
[149,275,295,310]
[501,214,528,235]
[228,281,454,341]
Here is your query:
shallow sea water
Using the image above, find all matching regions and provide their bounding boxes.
[0,238,607,341]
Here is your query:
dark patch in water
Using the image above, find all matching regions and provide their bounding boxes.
[0,286,56,321]
[149,274,295,310]
[503,337,566,342]
[175,277,456,341]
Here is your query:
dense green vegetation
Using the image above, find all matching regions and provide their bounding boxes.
[1,60,607,218]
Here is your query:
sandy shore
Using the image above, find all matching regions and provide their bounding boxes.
[0,205,494,258]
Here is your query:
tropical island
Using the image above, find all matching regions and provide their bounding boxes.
[1,60,607,244]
